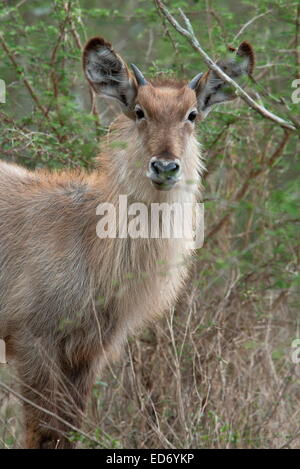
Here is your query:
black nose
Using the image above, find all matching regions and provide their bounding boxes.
[151,160,180,180]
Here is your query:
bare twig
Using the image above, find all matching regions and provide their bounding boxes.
[257,37,296,80]
[0,34,64,142]
[205,129,291,242]
[233,9,273,42]
[50,3,72,100]
[62,3,101,137]
[207,7,227,43]
[0,35,48,117]
[155,3,180,55]
[205,0,214,50]
[154,0,296,131]
[146,28,154,63]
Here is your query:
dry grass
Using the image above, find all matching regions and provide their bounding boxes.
[84,248,299,448]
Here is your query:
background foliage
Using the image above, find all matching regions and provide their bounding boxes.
[0,0,299,448]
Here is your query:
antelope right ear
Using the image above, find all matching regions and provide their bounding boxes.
[190,41,255,119]
[83,37,137,111]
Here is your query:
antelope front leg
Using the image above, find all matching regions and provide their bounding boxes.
[17,348,97,449]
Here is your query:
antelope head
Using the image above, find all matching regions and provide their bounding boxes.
[83,37,254,195]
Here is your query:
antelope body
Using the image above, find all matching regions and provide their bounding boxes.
[0,37,254,448]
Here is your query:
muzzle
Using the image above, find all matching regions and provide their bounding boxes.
[147,157,181,191]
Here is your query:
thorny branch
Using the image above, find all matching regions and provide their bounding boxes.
[154,0,297,132]
[62,2,101,135]
[0,34,64,142]
[205,129,292,242]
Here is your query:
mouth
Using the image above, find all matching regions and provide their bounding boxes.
[150,179,179,191]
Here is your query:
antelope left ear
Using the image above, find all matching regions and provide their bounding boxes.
[83,36,138,111]
[190,41,255,119]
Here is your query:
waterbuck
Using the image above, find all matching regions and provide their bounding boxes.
[0,36,254,448]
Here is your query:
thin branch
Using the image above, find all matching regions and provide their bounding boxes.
[207,7,227,43]
[0,34,64,142]
[49,4,72,100]
[205,130,291,242]
[154,0,297,131]
[145,28,154,63]
[178,8,194,36]
[205,0,214,50]
[62,2,101,137]
[233,9,273,42]
[257,37,296,80]
[0,35,48,117]
[155,3,180,55]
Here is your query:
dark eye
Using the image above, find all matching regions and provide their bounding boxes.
[187,110,197,122]
[135,108,145,120]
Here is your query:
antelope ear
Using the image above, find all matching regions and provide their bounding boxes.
[83,37,137,111]
[193,41,255,118]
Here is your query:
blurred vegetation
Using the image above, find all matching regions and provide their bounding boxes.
[0,0,299,449]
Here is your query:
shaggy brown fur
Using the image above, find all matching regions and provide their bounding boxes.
[0,37,254,448]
